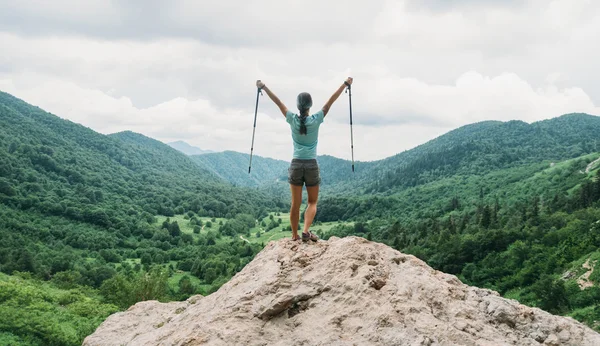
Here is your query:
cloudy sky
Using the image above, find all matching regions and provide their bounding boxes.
[1,0,600,161]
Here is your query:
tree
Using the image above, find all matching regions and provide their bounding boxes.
[0,178,16,196]
[141,253,152,265]
[191,259,203,279]
[169,221,181,237]
[16,249,36,272]
[354,222,366,233]
[133,267,169,302]
[178,275,195,296]
[204,268,217,284]
[393,237,401,250]
[530,196,540,222]
[51,270,83,289]
[100,274,134,309]
[532,275,570,314]
[154,253,165,263]
[8,142,18,154]
[480,205,492,229]
[181,233,194,244]
[594,171,600,202]
[449,197,460,211]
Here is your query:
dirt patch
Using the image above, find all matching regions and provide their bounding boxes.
[578,259,596,289]
[586,157,600,174]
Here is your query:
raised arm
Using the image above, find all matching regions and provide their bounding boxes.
[256,80,288,117]
[322,77,353,117]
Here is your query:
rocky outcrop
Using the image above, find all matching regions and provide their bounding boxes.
[84,237,600,345]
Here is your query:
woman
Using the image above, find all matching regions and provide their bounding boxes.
[256,77,353,242]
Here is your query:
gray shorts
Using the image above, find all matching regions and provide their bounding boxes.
[288,159,321,187]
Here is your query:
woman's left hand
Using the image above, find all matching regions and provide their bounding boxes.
[256,80,265,89]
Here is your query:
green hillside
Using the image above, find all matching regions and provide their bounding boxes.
[321,152,600,329]
[0,91,285,345]
[192,114,600,198]
[0,272,118,346]
[362,114,600,194]
[191,151,289,187]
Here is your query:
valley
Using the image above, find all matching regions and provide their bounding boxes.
[1,91,600,344]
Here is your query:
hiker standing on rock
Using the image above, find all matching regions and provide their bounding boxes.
[256,77,353,242]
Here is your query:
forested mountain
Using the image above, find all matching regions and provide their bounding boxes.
[111,133,217,179]
[321,152,600,326]
[0,91,281,220]
[362,114,600,194]
[190,114,600,197]
[167,140,212,156]
[0,91,284,345]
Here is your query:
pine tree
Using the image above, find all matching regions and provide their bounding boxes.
[530,196,540,224]
[480,205,492,229]
[16,249,36,272]
[393,236,401,250]
[594,171,600,203]
[449,216,457,234]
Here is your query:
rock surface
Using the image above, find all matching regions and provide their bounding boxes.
[84,237,600,346]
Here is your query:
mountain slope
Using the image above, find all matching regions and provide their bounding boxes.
[187,114,600,197]
[0,91,280,222]
[0,91,284,344]
[111,132,219,181]
[190,152,376,192]
[191,151,289,187]
[363,114,600,194]
[84,237,600,345]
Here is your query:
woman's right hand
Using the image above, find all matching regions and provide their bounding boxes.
[256,80,265,89]
[345,77,353,85]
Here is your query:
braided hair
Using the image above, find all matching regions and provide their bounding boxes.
[297,92,312,135]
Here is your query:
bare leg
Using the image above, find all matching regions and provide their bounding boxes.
[302,185,319,234]
[289,184,303,240]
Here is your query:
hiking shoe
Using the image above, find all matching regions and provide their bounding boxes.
[302,231,318,242]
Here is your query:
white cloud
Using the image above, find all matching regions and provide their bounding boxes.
[2,68,598,162]
[1,0,600,162]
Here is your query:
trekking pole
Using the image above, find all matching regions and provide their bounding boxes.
[248,82,262,173]
[345,81,355,173]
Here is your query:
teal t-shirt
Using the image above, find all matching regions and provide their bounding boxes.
[286,109,324,159]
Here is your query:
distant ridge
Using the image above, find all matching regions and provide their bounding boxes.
[167,140,213,155]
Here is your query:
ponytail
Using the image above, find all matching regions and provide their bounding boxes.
[296,92,312,136]
[299,109,309,135]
